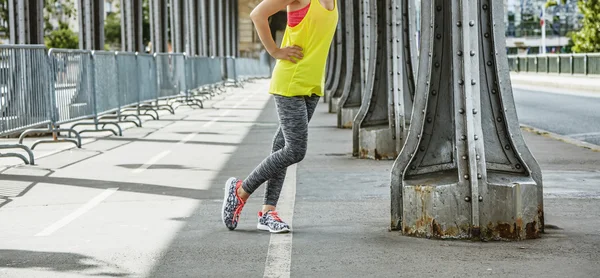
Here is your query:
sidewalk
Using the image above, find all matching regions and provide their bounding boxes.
[510,72,600,94]
[0,80,599,277]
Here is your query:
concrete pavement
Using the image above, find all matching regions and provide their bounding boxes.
[0,80,599,277]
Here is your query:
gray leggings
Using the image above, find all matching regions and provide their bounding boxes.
[242,94,320,206]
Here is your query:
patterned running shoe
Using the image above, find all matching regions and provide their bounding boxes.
[222,177,246,230]
[257,211,290,233]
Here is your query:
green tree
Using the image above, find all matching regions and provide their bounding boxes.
[45,22,79,49]
[571,0,600,53]
[0,0,8,38]
[105,0,152,50]
[43,0,76,33]
[105,11,121,46]
[142,0,151,45]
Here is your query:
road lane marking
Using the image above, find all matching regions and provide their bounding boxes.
[178,92,256,142]
[132,150,172,174]
[263,164,297,278]
[568,132,600,138]
[36,188,118,237]
[132,92,257,171]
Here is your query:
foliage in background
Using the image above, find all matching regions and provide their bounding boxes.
[0,0,8,37]
[45,22,79,49]
[546,0,568,8]
[43,0,76,33]
[570,0,600,53]
[105,11,121,47]
[105,0,151,50]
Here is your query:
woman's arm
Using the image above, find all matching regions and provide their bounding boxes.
[250,0,304,63]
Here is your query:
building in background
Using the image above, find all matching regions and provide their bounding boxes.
[505,0,583,54]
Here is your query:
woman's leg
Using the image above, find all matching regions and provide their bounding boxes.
[262,95,321,208]
[241,95,310,195]
[222,95,319,231]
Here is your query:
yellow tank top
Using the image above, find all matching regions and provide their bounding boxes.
[269,0,339,97]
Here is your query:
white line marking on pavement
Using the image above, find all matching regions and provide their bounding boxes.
[567,132,600,138]
[132,150,172,174]
[36,188,118,237]
[263,164,297,278]
[133,92,257,172]
[180,93,256,141]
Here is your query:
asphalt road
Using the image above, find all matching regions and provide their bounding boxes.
[513,86,600,146]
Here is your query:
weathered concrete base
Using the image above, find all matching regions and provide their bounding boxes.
[481,173,543,240]
[358,125,397,160]
[329,97,340,113]
[338,107,359,129]
[401,171,543,241]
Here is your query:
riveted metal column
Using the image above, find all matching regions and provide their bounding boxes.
[224,0,232,56]
[390,0,543,241]
[78,0,105,50]
[216,0,225,56]
[198,0,209,56]
[185,0,197,55]
[150,0,169,53]
[336,0,361,126]
[324,44,336,97]
[402,0,418,125]
[326,5,344,106]
[351,0,402,160]
[8,0,44,44]
[337,0,370,129]
[121,0,144,52]
[233,0,239,56]
[208,0,218,56]
[170,0,186,53]
[327,0,346,113]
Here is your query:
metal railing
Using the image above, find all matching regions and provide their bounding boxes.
[0,45,271,165]
[508,53,600,76]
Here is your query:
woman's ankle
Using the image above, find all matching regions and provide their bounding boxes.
[261,205,277,213]
[236,186,250,201]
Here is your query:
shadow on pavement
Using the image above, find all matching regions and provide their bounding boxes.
[146,97,280,277]
[0,174,208,200]
[0,249,129,277]
[116,164,214,171]
[94,136,239,147]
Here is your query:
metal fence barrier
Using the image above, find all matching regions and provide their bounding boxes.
[508,53,600,76]
[235,58,270,80]
[0,45,52,164]
[1,45,270,165]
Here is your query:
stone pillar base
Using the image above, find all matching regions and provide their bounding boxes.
[358,126,397,160]
[338,107,359,129]
[329,97,340,113]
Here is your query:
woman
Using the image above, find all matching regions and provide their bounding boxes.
[222,0,338,233]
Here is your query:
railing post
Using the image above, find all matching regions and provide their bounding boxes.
[390,0,543,240]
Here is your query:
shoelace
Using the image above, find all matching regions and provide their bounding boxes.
[268,211,283,222]
[232,181,245,224]
[233,200,245,224]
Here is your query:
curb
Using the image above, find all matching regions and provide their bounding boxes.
[520,124,600,152]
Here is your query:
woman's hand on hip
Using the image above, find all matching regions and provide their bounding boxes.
[272,46,304,63]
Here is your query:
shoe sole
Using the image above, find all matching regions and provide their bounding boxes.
[257,223,290,234]
[222,177,237,230]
